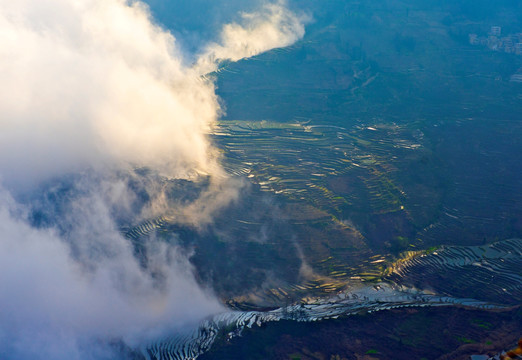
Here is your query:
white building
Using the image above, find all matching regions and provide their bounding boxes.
[510,74,522,82]
[487,36,499,50]
[469,34,479,45]
[516,43,522,55]
[490,26,501,36]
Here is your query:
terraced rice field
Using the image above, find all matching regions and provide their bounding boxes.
[212,120,419,220]
[145,238,521,360]
[386,238,522,306]
[120,118,522,310]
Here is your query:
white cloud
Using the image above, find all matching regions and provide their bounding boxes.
[0,0,306,358]
[0,185,222,360]
[196,0,308,74]
[0,0,218,190]
[0,0,306,190]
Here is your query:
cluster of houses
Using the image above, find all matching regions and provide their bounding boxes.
[469,26,522,55]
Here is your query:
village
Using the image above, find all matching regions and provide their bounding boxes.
[469,26,522,55]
